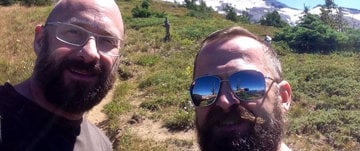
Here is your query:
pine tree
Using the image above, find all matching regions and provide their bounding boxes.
[259,11,288,28]
[319,0,347,32]
[334,7,347,32]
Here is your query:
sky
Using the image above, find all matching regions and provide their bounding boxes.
[277,0,360,10]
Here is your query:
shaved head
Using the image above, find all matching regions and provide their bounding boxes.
[31,0,125,115]
[46,0,124,40]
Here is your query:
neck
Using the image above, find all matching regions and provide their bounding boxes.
[14,77,83,120]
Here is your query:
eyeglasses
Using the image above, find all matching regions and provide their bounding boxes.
[46,22,121,57]
[189,70,276,107]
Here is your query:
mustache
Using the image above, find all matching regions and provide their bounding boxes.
[203,104,265,130]
[62,59,103,75]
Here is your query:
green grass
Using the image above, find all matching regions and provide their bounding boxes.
[1,0,360,150]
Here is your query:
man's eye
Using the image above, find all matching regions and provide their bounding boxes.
[65,29,80,35]
[99,37,117,46]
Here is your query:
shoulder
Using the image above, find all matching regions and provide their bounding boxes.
[74,119,112,151]
[0,82,13,95]
[0,83,24,114]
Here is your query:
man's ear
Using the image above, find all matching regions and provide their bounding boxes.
[278,80,292,113]
[33,24,45,56]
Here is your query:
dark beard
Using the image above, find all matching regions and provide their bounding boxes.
[33,34,116,114]
[196,103,284,151]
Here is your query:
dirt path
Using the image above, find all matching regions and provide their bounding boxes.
[86,88,114,124]
[129,118,199,150]
[85,85,199,150]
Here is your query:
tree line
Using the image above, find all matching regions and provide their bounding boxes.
[222,0,360,53]
[184,0,358,53]
[3,0,359,53]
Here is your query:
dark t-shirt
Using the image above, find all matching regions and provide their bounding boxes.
[0,83,112,151]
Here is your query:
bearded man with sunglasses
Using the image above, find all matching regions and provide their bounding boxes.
[0,0,124,150]
[190,26,292,151]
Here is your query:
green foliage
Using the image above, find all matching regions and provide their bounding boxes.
[2,2,360,150]
[103,83,132,119]
[126,17,164,30]
[132,6,151,18]
[131,0,168,19]
[239,11,252,23]
[117,129,168,151]
[176,21,226,41]
[134,54,160,66]
[131,0,154,18]
[274,14,350,53]
[0,0,52,6]
[223,4,251,23]
[281,52,360,150]
[319,0,347,32]
[272,41,292,56]
[184,0,214,19]
[138,70,188,95]
[140,97,176,111]
[22,0,52,6]
[288,109,360,149]
[223,4,237,22]
[140,0,150,9]
[343,28,360,50]
[0,0,17,6]
[164,110,194,131]
[259,10,288,28]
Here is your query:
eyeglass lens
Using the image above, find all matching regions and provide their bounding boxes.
[55,23,119,56]
[190,70,266,107]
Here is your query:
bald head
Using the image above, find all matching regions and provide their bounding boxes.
[46,0,124,40]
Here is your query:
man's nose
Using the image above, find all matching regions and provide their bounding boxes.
[215,82,240,112]
[78,37,100,63]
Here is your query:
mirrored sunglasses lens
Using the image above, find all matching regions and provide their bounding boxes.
[229,71,265,101]
[57,24,88,46]
[191,76,221,106]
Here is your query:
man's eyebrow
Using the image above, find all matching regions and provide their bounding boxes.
[70,21,120,38]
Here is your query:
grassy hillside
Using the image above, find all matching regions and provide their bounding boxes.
[1,0,359,150]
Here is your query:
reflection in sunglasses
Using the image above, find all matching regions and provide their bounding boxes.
[190,70,273,107]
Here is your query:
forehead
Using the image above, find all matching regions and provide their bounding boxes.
[194,36,267,78]
[47,0,123,38]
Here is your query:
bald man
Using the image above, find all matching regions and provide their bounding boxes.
[0,0,124,150]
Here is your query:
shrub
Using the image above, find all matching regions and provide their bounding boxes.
[164,110,193,131]
[0,0,17,6]
[21,0,52,6]
[260,10,288,28]
[274,14,350,53]
[131,6,151,18]
[134,54,160,66]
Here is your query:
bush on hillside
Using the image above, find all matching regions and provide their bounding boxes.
[274,14,350,53]
[223,4,251,23]
[21,0,52,6]
[260,10,288,28]
[343,28,360,51]
[0,0,17,6]
[131,0,152,18]
[184,0,214,19]
[131,6,151,18]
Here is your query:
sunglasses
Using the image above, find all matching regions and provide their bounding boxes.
[190,70,276,107]
[46,22,121,57]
